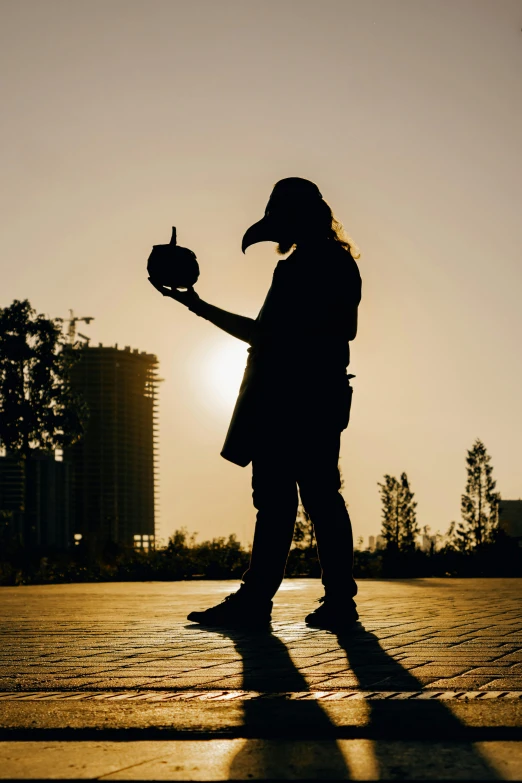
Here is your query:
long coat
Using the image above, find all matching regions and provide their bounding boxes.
[220,241,362,467]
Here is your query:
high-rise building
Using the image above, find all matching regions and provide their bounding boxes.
[0,454,25,544]
[25,454,73,549]
[0,452,72,549]
[499,500,522,545]
[421,533,433,553]
[64,345,160,549]
[375,535,386,550]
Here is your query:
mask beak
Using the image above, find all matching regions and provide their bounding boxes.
[241,216,278,254]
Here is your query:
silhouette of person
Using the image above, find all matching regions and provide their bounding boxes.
[150,177,362,631]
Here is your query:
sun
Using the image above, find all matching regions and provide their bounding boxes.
[193,336,249,414]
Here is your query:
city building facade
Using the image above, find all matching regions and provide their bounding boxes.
[499,500,522,546]
[0,452,72,549]
[64,345,159,549]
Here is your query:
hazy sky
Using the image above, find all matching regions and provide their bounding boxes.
[2,0,521,546]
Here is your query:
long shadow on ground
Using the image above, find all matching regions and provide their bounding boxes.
[220,629,349,779]
[336,625,497,779]
[202,623,498,780]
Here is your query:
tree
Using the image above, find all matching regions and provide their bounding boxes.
[399,473,418,550]
[0,299,87,458]
[378,475,401,550]
[454,439,500,551]
[378,472,419,552]
[293,502,314,549]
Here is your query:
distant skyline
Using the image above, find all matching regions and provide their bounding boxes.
[2,0,522,546]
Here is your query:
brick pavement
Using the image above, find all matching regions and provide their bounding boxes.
[1,578,521,693]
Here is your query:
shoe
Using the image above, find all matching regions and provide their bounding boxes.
[305,596,359,631]
[187,589,272,630]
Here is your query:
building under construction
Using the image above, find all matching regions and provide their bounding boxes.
[64,345,160,550]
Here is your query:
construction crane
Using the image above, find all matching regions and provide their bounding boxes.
[64,310,95,344]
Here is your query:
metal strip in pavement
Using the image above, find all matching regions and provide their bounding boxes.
[0,690,521,702]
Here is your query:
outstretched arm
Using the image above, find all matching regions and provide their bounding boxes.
[149,279,258,345]
[191,299,258,344]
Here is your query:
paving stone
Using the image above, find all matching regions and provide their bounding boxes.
[462,667,519,676]
[429,676,497,689]
[0,579,521,696]
[307,677,361,688]
[483,678,522,689]
[408,665,474,677]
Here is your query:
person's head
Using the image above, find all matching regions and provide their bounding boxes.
[242,177,360,259]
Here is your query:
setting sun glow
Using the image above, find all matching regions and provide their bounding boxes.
[194,337,249,414]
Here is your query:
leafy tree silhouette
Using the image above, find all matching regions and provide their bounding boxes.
[378,471,419,552]
[0,299,87,458]
[452,438,500,551]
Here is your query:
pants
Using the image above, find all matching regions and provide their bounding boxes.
[241,420,357,601]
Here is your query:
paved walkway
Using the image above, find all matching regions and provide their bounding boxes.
[1,578,522,780]
[2,578,522,692]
